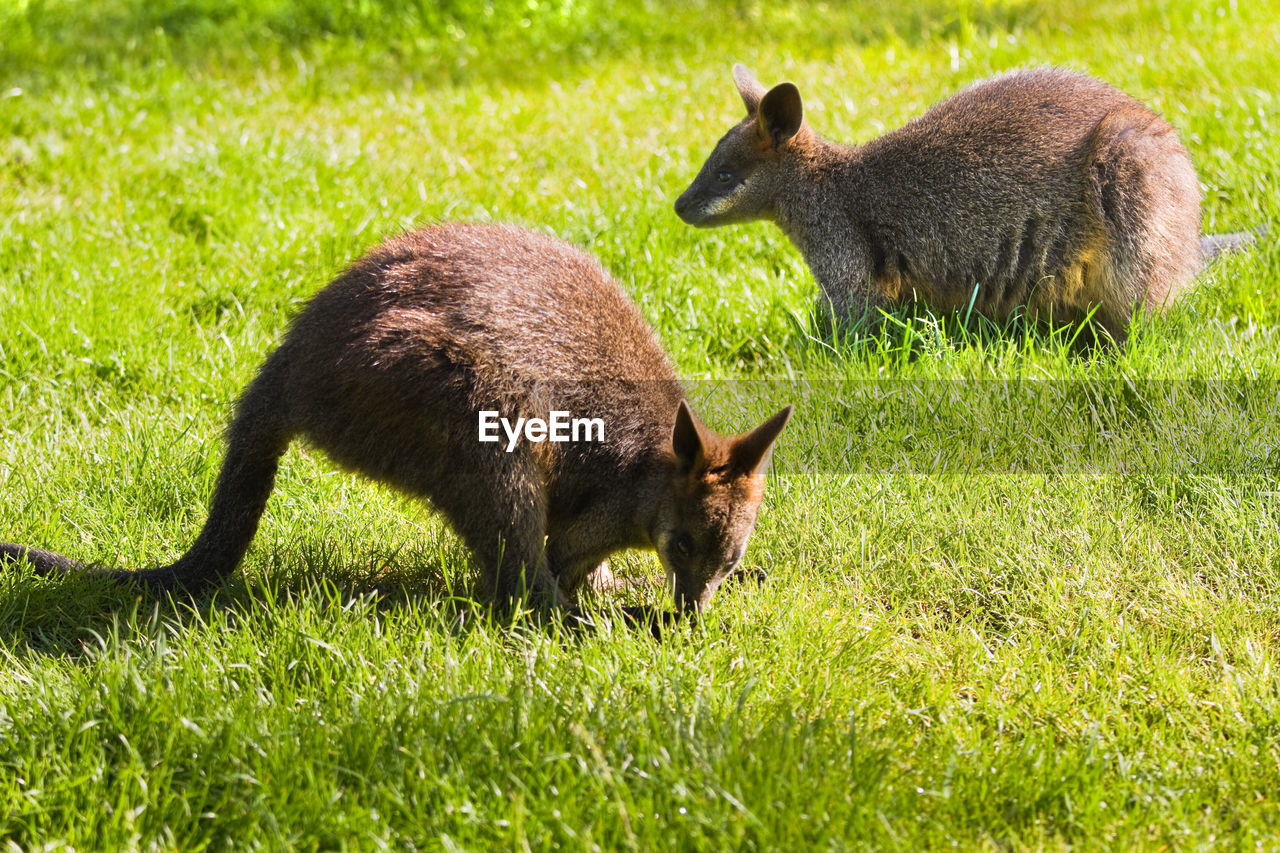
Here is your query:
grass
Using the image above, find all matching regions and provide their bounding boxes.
[2,0,1280,847]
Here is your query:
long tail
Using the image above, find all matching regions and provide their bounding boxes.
[1,368,291,593]
[1201,226,1266,262]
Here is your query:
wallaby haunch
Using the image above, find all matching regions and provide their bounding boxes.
[1,224,792,615]
[676,65,1254,340]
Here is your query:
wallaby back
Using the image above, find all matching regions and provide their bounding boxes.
[676,65,1247,340]
[2,223,792,615]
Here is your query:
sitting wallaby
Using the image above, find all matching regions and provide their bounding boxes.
[675,65,1255,340]
[1,224,792,615]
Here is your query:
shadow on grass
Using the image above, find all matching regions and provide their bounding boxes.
[0,543,680,658]
[0,549,445,657]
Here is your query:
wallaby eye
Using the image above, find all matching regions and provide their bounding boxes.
[672,533,695,559]
[716,170,733,183]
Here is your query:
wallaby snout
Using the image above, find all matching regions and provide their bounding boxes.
[667,567,723,615]
[672,153,757,229]
[672,189,701,225]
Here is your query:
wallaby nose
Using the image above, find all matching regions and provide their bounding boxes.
[674,190,702,224]
[673,579,713,615]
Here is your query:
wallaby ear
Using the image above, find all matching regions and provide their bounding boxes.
[730,404,793,476]
[672,400,710,473]
[733,63,767,115]
[758,82,804,149]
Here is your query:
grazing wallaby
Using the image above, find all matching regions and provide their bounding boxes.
[1,224,792,615]
[676,65,1255,340]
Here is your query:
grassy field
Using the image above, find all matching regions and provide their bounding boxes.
[3,0,1280,847]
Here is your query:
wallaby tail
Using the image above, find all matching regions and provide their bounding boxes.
[1,367,292,592]
[1200,225,1266,262]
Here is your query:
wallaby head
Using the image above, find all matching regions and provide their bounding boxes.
[652,401,792,613]
[673,64,808,228]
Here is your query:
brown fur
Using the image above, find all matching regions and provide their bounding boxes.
[675,65,1243,340]
[1,224,792,614]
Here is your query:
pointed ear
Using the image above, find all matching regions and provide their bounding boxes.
[672,400,712,473]
[730,404,793,476]
[758,82,804,149]
[733,63,767,115]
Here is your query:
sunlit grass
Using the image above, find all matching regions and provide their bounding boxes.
[2,0,1280,847]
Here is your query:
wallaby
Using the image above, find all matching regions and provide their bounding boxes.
[1,224,792,615]
[675,65,1256,340]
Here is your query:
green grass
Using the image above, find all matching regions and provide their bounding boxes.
[3,0,1280,847]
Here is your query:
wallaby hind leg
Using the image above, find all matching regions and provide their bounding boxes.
[1086,105,1202,314]
[426,449,557,611]
[465,511,557,612]
[298,369,560,610]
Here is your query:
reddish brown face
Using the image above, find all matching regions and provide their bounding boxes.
[654,400,792,614]
[658,474,765,613]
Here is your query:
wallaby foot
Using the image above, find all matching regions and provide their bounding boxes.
[584,560,621,593]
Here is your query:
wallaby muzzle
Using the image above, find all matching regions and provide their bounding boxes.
[672,189,707,226]
[672,576,720,614]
